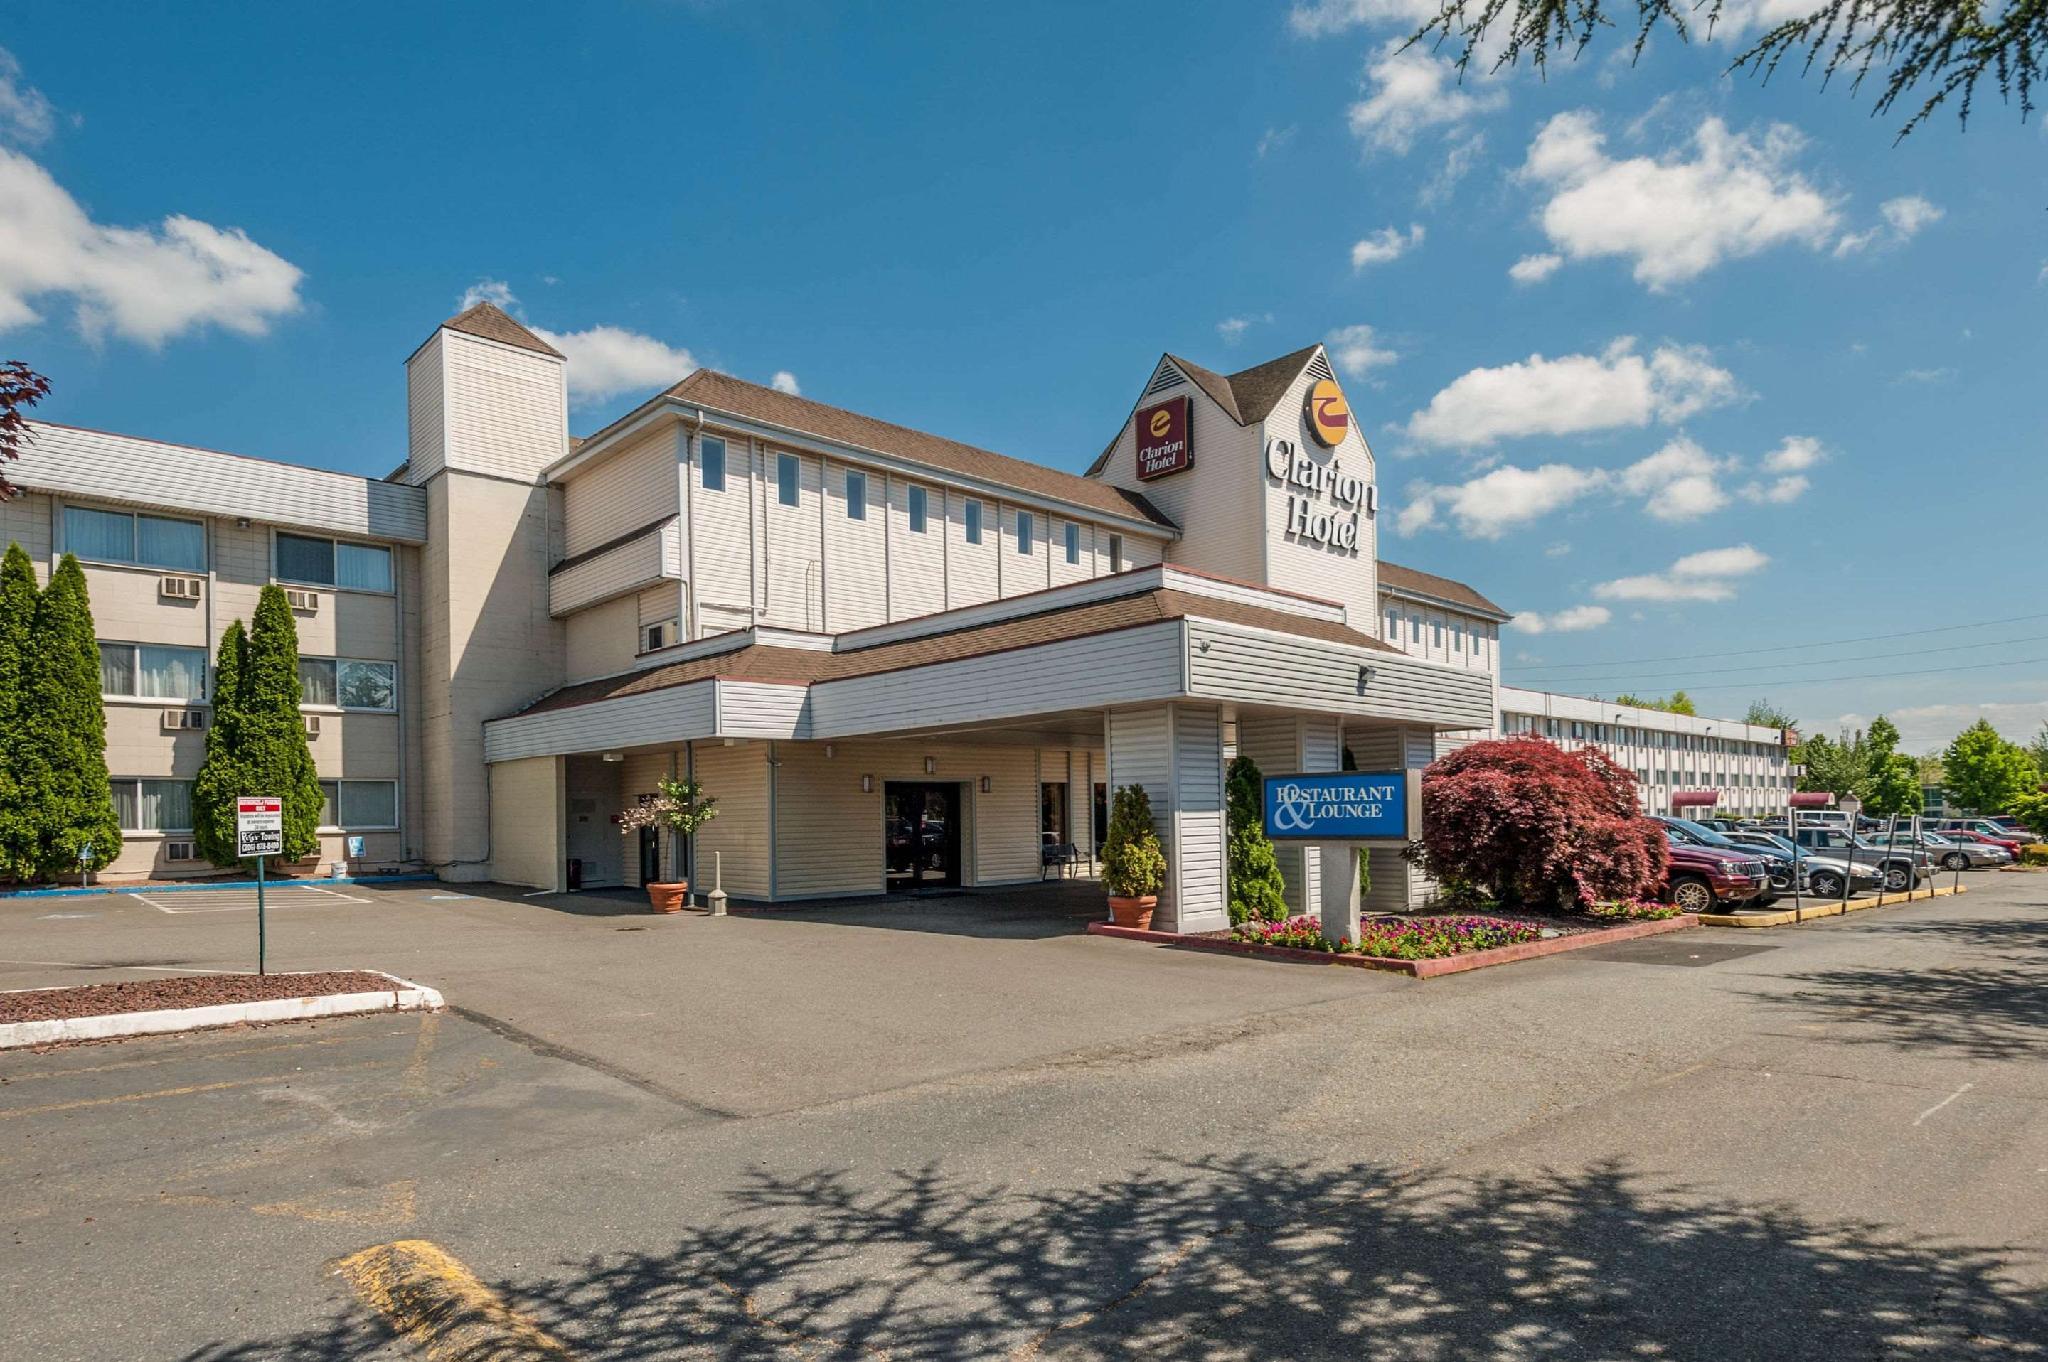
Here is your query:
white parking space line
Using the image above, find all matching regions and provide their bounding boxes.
[136,887,375,914]
[301,885,372,904]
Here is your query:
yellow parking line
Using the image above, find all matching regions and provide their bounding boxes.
[0,1060,388,1119]
[333,1239,577,1362]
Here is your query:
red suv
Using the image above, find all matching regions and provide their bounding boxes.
[1661,835,1769,913]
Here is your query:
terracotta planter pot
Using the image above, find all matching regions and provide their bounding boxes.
[646,881,690,914]
[1107,894,1157,930]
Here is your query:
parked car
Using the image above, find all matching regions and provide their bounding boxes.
[1926,818,2027,854]
[1776,824,1932,892]
[1721,830,1884,899]
[1948,828,2025,857]
[1660,830,1770,913]
[1984,815,2041,841]
[1657,816,1792,905]
[1863,829,2010,871]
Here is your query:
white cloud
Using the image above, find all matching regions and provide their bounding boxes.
[1420,131,1486,207]
[770,370,800,395]
[1217,313,1273,344]
[1594,543,1769,602]
[1256,125,1297,159]
[1519,110,1840,289]
[1836,193,1945,255]
[0,47,55,147]
[1741,474,1809,504]
[1512,604,1612,634]
[1288,0,1440,37]
[1618,435,1735,521]
[459,278,517,311]
[1327,323,1399,379]
[532,324,696,406]
[1348,44,1508,156]
[1838,698,2048,752]
[1508,252,1562,285]
[1544,540,1573,558]
[1710,0,1825,39]
[1404,336,1739,447]
[1399,463,1606,539]
[1761,434,1824,473]
[1350,222,1425,269]
[0,146,303,345]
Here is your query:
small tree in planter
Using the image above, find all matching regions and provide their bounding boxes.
[1100,783,1166,929]
[1224,756,1287,924]
[619,775,718,913]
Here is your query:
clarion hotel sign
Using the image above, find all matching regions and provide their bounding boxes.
[1265,377,1370,556]
[1133,395,1192,481]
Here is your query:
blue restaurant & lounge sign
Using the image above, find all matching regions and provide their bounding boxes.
[1261,771,1416,842]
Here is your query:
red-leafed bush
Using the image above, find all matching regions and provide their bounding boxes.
[1407,737,1667,910]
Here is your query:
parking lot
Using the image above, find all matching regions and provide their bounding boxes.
[5,873,2047,1359]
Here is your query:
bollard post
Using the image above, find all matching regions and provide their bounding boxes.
[707,850,728,917]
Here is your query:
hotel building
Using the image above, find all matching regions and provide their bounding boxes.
[1,303,1790,921]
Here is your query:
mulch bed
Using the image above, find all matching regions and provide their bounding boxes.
[1190,908,1656,944]
[0,971,402,1024]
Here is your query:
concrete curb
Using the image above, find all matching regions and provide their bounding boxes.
[1,872,435,901]
[0,971,445,1050]
[1700,883,1968,930]
[1086,913,1699,978]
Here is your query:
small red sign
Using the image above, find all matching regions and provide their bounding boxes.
[237,796,283,815]
[1134,396,1192,481]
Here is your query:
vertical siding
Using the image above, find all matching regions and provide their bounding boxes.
[886,478,947,620]
[688,430,756,636]
[822,458,888,631]
[1106,705,1174,915]
[692,740,772,898]
[1171,704,1227,931]
[1345,725,1413,914]
[1236,715,1309,916]
[760,446,824,631]
[998,502,1053,598]
[946,493,999,608]
[562,424,680,558]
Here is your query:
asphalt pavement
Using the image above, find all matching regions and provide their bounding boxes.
[3,873,2044,1359]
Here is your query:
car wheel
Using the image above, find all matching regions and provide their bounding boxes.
[1809,870,1845,898]
[1881,863,1911,892]
[1941,852,1969,872]
[1669,876,1715,914]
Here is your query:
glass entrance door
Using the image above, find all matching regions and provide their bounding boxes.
[885,782,960,890]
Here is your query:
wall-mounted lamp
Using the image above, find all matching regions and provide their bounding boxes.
[235,516,253,530]
[860,774,875,794]
[601,751,624,763]
[1355,665,1376,694]
[924,756,937,775]
[979,775,992,794]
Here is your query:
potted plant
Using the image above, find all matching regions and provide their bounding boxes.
[1100,783,1167,929]
[618,776,719,913]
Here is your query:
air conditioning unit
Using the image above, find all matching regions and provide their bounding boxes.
[284,588,320,613]
[162,708,207,731]
[159,575,204,600]
[163,840,199,862]
[302,715,322,739]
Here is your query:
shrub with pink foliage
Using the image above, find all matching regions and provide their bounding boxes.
[1406,737,1667,910]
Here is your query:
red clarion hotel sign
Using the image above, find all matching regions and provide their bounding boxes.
[1134,395,1192,481]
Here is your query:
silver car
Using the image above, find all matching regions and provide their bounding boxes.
[1723,831,1883,898]
[1865,830,2009,872]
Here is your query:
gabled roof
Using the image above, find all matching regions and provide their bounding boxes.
[1087,344,1325,475]
[507,584,1393,719]
[662,369,1175,530]
[441,302,564,359]
[1377,559,1511,620]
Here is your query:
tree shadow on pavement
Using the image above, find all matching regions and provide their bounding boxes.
[180,1154,2046,1360]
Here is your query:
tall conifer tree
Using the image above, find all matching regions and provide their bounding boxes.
[238,585,324,861]
[190,618,249,866]
[17,554,120,879]
[0,542,38,878]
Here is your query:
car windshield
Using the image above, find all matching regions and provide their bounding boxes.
[1664,816,1740,849]
[1744,833,1797,855]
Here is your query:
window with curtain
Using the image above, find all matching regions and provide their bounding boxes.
[66,506,135,561]
[99,642,136,696]
[136,515,205,571]
[112,779,194,831]
[137,645,206,699]
[299,658,338,706]
[336,543,392,592]
[339,781,398,828]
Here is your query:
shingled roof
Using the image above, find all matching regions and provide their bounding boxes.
[1087,345,1326,474]
[441,302,564,359]
[1377,559,1511,620]
[508,585,1393,719]
[662,369,1175,529]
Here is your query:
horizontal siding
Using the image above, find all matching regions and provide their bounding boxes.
[1172,704,1226,929]
[715,680,809,738]
[483,679,717,762]
[549,520,676,616]
[563,425,680,558]
[440,331,566,483]
[806,621,1187,738]
[693,741,771,899]
[562,596,640,683]
[19,423,427,543]
[975,746,1040,884]
[1186,622,1493,730]
[771,741,880,898]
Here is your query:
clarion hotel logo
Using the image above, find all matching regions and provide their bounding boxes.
[1133,395,1191,481]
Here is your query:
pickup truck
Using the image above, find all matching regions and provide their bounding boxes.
[1660,832,1770,913]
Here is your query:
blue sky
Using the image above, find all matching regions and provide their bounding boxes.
[4,2,2043,751]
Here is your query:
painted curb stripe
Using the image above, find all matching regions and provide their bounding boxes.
[1698,883,1967,930]
[335,1239,577,1362]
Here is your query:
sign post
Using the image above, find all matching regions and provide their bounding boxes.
[236,796,284,975]
[1263,771,1422,946]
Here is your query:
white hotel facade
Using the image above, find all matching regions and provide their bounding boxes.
[2,304,1791,922]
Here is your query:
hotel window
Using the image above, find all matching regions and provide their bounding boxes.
[1015,510,1033,554]
[275,533,393,593]
[700,436,726,491]
[99,642,206,700]
[1108,534,1123,572]
[907,484,928,534]
[1410,612,1422,643]
[844,468,867,521]
[318,779,399,830]
[64,506,205,572]
[298,657,397,711]
[1453,621,1464,652]
[112,779,194,833]
[964,499,983,544]
[1387,608,1400,640]
[1432,619,1443,648]
[776,452,799,507]
[1064,522,1080,564]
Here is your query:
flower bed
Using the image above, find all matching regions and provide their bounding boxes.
[1584,899,1684,922]
[1231,914,1542,960]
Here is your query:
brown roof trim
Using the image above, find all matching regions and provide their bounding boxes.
[1377,559,1511,619]
[550,516,675,576]
[440,302,564,358]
